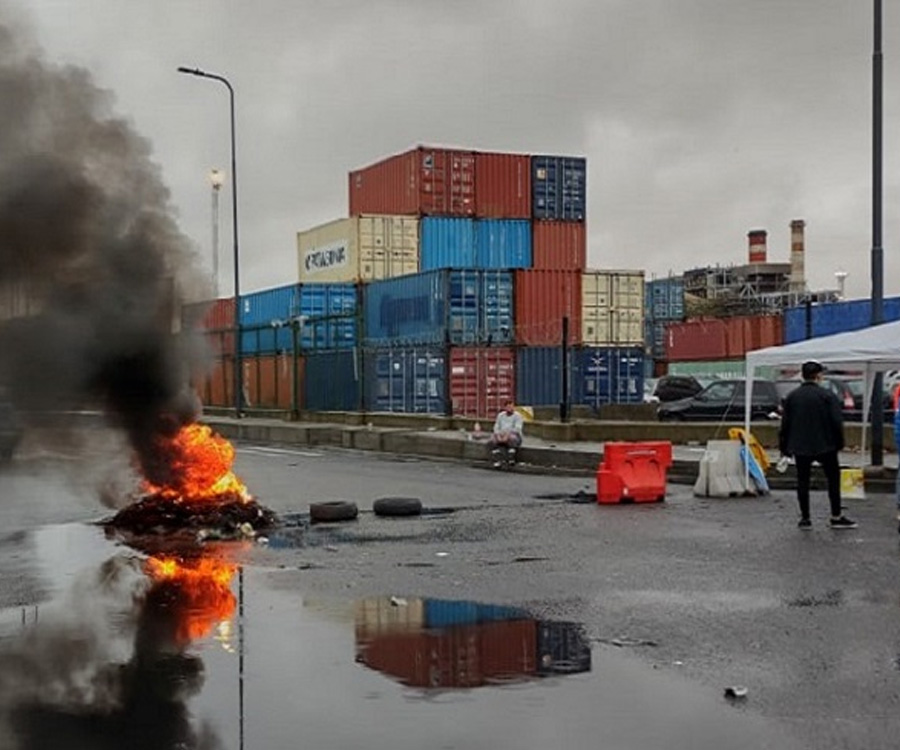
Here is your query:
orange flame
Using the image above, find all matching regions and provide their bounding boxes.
[143,423,250,503]
[145,555,237,643]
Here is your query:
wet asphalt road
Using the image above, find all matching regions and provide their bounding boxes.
[1,436,900,748]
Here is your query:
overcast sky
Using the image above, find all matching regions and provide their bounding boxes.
[12,0,900,300]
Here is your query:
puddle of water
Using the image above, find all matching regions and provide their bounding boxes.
[0,524,804,750]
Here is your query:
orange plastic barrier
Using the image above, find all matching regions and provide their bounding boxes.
[596,441,673,504]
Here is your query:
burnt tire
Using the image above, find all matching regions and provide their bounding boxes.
[373,497,423,518]
[309,501,359,524]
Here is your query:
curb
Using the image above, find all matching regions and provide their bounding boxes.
[205,418,897,495]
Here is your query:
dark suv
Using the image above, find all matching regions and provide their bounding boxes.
[657,379,781,422]
[776,376,892,423]
[653,375,704,403]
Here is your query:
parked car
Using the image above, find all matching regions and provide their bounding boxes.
[0,391,21,462]
[657,379,781,422]
[653,375,704,403]
[776,375,892,423]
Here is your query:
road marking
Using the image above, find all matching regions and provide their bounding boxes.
[242,446,323,458]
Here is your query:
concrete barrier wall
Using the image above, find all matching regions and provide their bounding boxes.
[206,409,895,450]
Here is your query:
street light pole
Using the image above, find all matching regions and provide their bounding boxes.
[178,66,243,417]
[209,169,224,297]
[871,1,884,465]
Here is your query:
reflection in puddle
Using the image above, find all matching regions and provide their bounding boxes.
[0,525,236,750]
[0,524,805,750]
[355,598,591,688]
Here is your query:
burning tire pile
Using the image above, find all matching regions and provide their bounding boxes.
[108,491,277,537]
[105,423,277,541]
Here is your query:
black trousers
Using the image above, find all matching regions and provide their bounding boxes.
[794,452,842,519]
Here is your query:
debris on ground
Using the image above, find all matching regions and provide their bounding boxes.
[597,636,659,648]
[724,686,749,701]
[106,491,278,538]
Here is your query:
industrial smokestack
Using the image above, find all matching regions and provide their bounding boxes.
[748,230,767,264]
[790,219,806,294]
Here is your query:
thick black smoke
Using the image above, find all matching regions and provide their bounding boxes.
[0,10,210,477]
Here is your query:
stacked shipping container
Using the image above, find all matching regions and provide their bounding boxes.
[352,147,538,418]
[643,276,685,371]
[191,145,644,415]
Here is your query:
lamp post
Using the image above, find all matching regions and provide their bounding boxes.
[871,1,884,466]
[209,168,224,297]
[178,66,243,417]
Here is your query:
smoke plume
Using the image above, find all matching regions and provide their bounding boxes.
[0,556,223,750]
[0,8,210,477]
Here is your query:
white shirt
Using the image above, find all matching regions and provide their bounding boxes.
[493,410,523,436]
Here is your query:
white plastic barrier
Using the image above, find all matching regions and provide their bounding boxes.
[694,440,756,498]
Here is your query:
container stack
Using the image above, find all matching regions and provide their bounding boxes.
[188,145,646,416]
[643,275,685,377]
[296,214,420,411]
[352,146,524,417]
[515,155,645,411]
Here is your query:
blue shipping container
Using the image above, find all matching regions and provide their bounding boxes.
[643,320,668,359]
[475,219,532,269]
[423,599,529,629]
[783,296,900,343]
[364,269,514,346]
[304,350,361,411]
[420,217,475,270]
[239,283,358,353]
[578,346,644,406]
[516,346,644,408]
[531,156,587,221]
[240,284,300,353]
[298,283,359,351]
[364,345,446,414]
[645,277,685,321]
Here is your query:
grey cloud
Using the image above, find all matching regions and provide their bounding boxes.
[15,0,900,298]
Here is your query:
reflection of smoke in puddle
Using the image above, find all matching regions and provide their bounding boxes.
[0,555,225,750]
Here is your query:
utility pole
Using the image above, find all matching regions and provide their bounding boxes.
[871,0,885,466]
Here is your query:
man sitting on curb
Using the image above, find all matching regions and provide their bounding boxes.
[489,400,524,468]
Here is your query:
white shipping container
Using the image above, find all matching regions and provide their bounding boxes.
[581,270,645,345]
[354,596,425,638]
[297,215,419,283]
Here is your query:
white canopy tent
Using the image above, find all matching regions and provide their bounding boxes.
[744,319,900,471]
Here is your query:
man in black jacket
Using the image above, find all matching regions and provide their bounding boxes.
[779,360,857,529]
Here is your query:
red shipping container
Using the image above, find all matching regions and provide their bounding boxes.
[725,315,785,359]
[183,298,235,355]
[515,270,583,346]
[349,146,475,217]
[449,347,516,419]
[665,319,728,361]
[725,317,747,360]
[242,354,296,410]
[479,620,537,680]
[532,221,587,270]
[358,628,482,688]
[475,152,531,218]
[194,357,233,408]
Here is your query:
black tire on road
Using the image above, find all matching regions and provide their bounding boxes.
[309,501,359,524]
[373,497,423,518]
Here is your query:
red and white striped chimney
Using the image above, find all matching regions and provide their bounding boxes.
[789,219,806,293]
[748,229,767,264]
